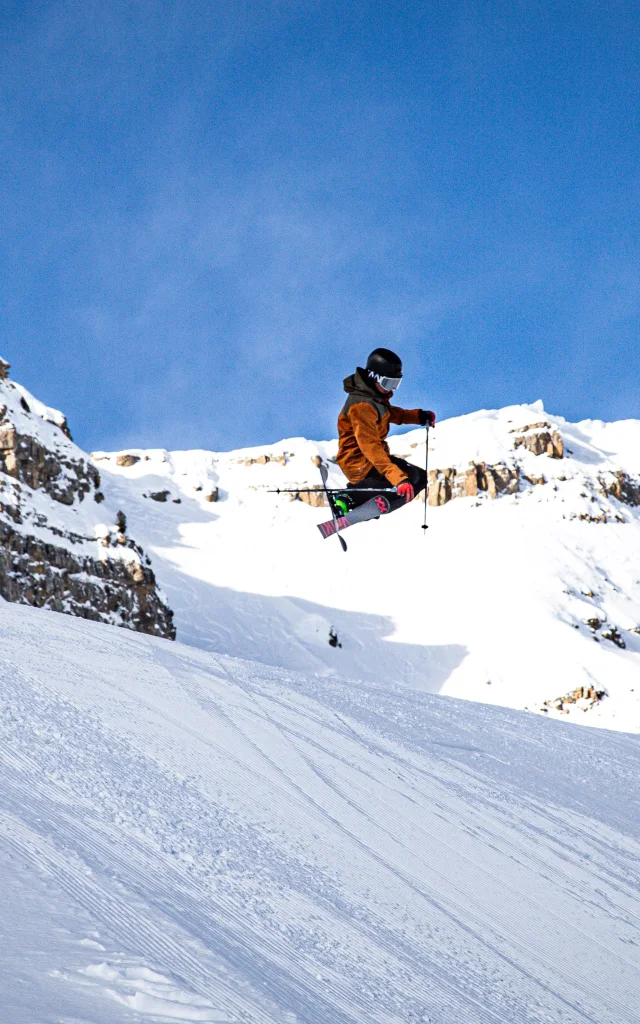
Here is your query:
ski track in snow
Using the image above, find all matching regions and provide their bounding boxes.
[0,602,639,1022]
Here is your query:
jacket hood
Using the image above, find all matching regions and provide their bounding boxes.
[343,367,390,403]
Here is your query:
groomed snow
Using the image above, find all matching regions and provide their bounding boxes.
[1,600,639,1023]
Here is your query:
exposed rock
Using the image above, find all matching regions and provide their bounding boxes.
[297,487,328,508]
[149,490,170,502]
[0,358,10,380]
[0,422,100,505]
[572,512,616,524]
[543,685,606,714]
[204,488,219,502]
[601,626,626,649]
[477,462,520,499]
[0,520,175,639]
[509,421,551,434]
[522,473,546,486]
[598,471,640,506]
[237,453,288,467]
[513,426,563,459]
[116,454,140,468]
[428,462,519,506]
[116,510,127,535]
[585,617,602,631]
[0,368,175,641]
[0,497,22,524]
[428,466,468,506]
[56,415,73,440]
[312,455,323,467]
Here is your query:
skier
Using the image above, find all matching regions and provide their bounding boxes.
[335,348,435,516]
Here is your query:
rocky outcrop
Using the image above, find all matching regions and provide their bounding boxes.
[0,519,175,638]
[0,361,175,640]
[428,462,519,506]
[571,510,626,524]
[511,422,564,459]
[235,453,289,467]
[598,471,640,506]
[522,472,546,486]
[583,617,626,647]
[543,686,606,714]
[116,453,140,468]
[296,487,328,508]
[0,419,99,505]
[601,626,626,648]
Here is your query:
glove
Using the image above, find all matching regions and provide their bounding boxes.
[396,480,414,503]
[418,410,436,428]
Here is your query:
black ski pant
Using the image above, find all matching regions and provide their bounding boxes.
[347,457,426,514]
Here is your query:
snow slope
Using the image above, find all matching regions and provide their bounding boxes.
[1,598,639,1023]
[93,401,640,732]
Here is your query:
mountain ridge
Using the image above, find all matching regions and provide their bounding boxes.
[1,363,639,1021]
[2,354,639,731]
[92,399,640,732]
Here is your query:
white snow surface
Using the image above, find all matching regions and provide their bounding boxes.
[92,401,640,732]
[1,599,639,1023]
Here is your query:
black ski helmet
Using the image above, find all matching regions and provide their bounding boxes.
[365,348,403,391]
[366,348,402,379]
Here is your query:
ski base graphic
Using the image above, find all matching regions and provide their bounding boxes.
[317,494,391,539]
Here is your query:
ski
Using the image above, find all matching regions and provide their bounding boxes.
[317,494,391,539]
[317,461,348,552]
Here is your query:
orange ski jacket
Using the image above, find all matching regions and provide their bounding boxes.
[337,369,422,487]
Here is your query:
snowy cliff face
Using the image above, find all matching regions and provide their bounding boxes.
[0,359,175,639]
[93,400,640,733]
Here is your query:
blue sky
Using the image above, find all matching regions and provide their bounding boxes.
[2,0,639,452]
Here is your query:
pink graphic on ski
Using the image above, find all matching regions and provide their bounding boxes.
[317,495,391,539]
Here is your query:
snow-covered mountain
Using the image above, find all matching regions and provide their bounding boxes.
[1,599,639,1023]
[1,365,640,1022]
[2,354,639,731]
[0,357,174,638]
[92,401,640,733]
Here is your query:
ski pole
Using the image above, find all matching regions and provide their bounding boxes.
[317,460,347,552]
[267,487,398,495]
[422,424,430,533]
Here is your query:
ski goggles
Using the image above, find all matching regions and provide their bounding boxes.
[369,371,402,391]
[377,375,402,391]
